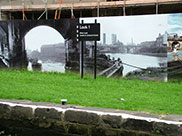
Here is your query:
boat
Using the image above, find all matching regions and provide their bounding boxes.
[31,59,42,71]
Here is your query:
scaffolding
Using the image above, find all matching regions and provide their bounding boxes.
[0,0,181,11]
[0,0,181,19]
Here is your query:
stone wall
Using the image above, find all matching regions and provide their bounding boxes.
[0,101,182,136]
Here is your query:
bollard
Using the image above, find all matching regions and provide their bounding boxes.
[61,99,67,105]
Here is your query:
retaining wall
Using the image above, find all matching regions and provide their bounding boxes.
[0,100,182,136]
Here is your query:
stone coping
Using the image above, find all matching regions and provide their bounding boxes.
[0,99,182,124]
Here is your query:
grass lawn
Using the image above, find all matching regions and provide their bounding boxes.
[0,70,182,114]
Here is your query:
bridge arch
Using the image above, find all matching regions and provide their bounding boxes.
[25,25,66,72]
[25,25,65,51]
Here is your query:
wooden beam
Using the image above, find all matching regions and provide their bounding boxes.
[0,0,181,11]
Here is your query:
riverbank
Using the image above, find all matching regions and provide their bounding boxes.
[0,70,182,114]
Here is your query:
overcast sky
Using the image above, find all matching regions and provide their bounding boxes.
[25,25,64,52]
[168,13,182,36]
[81,14,167,45]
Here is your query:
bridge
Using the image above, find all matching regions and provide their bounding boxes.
[124,45,142,54]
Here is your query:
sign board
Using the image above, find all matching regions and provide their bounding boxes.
[77,23,100,41]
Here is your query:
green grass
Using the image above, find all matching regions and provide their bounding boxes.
[0,70,182,114]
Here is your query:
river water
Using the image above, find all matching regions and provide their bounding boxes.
[27,62,65,73]
[107,53,167,76]
[27,54,167,77]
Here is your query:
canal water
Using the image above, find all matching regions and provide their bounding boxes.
[107,53,167,76]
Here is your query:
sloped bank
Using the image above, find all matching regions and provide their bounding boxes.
[0,99,182,136]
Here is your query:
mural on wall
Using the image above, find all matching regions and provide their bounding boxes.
[0,14,169,81]
[0,21,10,68]
[0,19,79,72]
[167,13,182,80]
[79,15,168,81]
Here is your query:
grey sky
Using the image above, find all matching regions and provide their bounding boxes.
[25,25,64,52]
[81,14,167,45]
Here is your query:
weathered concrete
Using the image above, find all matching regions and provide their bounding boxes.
[0,99,182,136]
